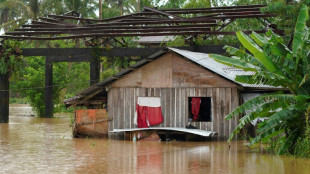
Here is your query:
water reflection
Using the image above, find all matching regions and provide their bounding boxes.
[1,116,310,174]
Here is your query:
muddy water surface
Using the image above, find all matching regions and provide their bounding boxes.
[1,116,310,174]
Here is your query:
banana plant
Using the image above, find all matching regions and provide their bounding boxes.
[210,4,310,155]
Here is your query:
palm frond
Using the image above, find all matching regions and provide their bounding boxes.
[225,93,295,120]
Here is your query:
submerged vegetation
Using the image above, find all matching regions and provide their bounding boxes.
[210,4,310,157]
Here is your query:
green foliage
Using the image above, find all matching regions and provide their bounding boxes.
[294,106,310,157]
[9,97,28,104]
[294,133,310,157]
[21,56,45,116]
[210,4,310,156]
[0,0,66,31]
[100,55,137,80]
[0,39,24,75]
[64,0,97,18]
[154,0,187,9]
[10,40,90,117]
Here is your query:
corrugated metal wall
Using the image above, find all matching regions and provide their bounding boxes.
[108,87,240,140]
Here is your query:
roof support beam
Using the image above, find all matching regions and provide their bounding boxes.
[21,46,227,57]
[1,30,272,40]
[144,7,183,19]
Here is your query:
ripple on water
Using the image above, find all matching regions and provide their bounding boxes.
[1,116,310,174]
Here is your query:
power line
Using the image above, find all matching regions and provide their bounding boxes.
[0,79,100,92]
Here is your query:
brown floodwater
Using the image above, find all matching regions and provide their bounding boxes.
[1,116,310,174]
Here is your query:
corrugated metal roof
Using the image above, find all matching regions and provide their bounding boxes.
[169,47,243,85]
[169,48,281,89]
[136,36,175,43]
[223,68,280,88]
[111,127,217,137]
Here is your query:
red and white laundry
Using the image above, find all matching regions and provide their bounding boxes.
[134,97,164,128]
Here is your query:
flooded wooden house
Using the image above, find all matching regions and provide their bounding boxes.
[65,48,277,140]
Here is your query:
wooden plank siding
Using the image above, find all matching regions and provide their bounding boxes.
[106,51,241,140]
[111,52,238,89]
[108,87,240,140]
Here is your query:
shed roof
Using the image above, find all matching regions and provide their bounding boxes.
[64,47,279,107]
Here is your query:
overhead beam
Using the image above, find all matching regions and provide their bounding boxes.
[144,7,183,19]
[135,7,265,15]
[21,47,164,57]
[46,55,92,62]
[160,4,266,11]
[47,13,140,22]
[1,30,271,40]
[44,5,265,22]
[15,24,216,31]
[84,19,217,27]
[21,46,227,57]
[7,27,212,35]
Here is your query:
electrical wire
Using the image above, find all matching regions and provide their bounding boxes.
[0,79,100,92]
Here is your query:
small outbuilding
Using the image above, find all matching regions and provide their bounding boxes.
[65,48,279,140]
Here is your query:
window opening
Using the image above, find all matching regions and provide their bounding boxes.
[188,97,212,122]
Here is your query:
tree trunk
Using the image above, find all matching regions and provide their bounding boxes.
[3,8,9,32]
[137,0,140,12]
[119,0,124,15]
[99,0,103,19]
[0,72,9,123]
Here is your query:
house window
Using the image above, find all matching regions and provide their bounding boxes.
[188,97,212,122]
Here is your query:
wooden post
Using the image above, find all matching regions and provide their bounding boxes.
[45,58,53,118]
[90,55,100,85]
[0,72,9,123]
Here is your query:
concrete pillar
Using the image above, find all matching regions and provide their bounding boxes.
[45,58,53,118]
[0,72,9,123]
[90,55,100,85]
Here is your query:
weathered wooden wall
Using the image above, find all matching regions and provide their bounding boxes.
[108,87,239,140]
[107,51,241,140]
[111,52,239,89]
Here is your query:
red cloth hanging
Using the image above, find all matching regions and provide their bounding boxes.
[137,104,149,128]
[147,107,163,126]
[135,97,164,128]
[191,97,201,120]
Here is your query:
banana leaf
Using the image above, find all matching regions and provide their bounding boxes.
[293,4,309,58]
[209,54,259,71]
[251,31,268,47]
[236,31,278,73]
